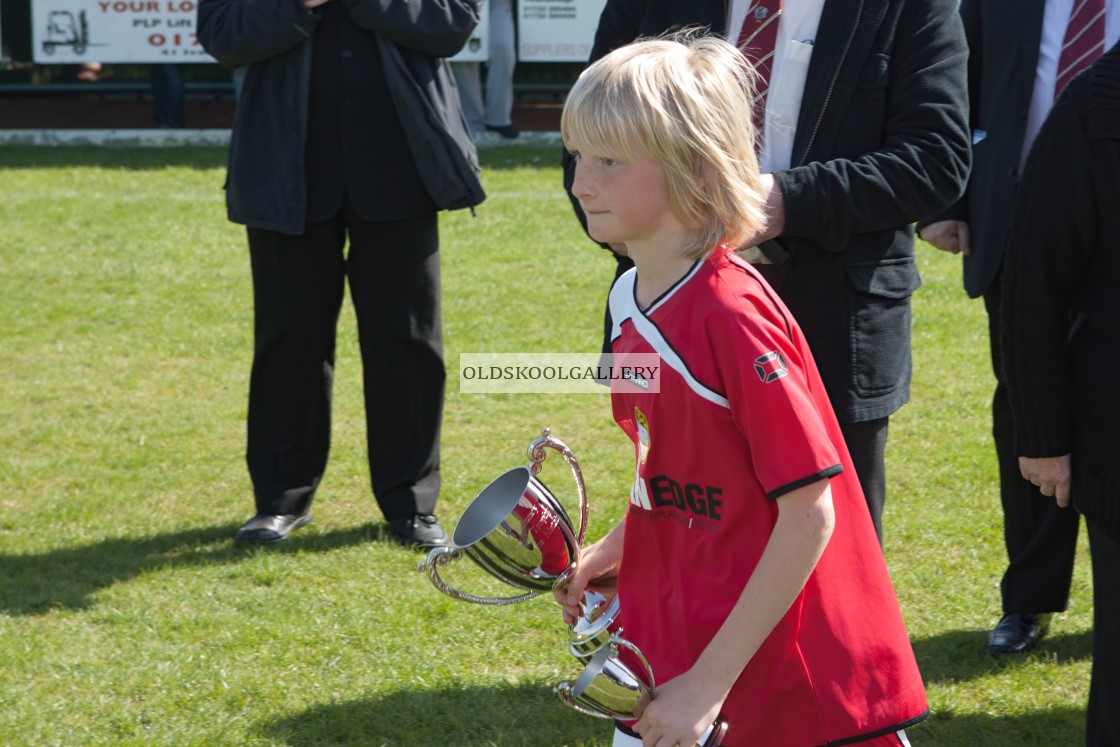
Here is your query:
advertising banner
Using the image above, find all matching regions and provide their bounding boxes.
[517,0,604,62]
[28,0,596,65]
[32,0,213,63]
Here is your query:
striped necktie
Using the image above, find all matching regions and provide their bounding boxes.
[736,1,783,129]
[1055,0,1106,97]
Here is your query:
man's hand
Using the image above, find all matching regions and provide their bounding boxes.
[753,173,785,245]
[1019,454,1072,508]
[918,220,971,255]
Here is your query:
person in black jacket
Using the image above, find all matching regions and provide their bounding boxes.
[919,0,1118,658]
[1001,40,1120,746]
[566,0,971,544]
[197,0,485,547]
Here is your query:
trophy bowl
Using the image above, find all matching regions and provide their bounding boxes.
[556,636,730,747]
[556,637,654,720]
[421,429,587,605]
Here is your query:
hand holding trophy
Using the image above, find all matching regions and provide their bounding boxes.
[555,635,729,747]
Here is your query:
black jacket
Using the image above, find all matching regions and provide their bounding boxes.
[1003,42,1120,540]
[197,0,485,235]
[918,0,1046,298]
[569,0,971,422]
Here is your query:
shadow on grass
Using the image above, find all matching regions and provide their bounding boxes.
[258,685,1088,747]
[0,521,404,617]
[913,628,1093,685]
[258,682,606,747]
[916,705,1085,746]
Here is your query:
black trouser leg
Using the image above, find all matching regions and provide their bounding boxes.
[1087,520,1120,746]
[345,209,443,520]
[839,417,889,546]
[245,218,347,517]
[985,276,1079,613]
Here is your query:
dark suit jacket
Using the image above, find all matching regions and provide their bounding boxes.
[1002,41,1120,539]
[919,0,1047,299]
[568,0,971,423]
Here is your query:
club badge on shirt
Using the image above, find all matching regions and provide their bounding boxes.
[754,351,789,383]
[635,407,651,464]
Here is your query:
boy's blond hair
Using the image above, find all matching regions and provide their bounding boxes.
[561,32,767,259]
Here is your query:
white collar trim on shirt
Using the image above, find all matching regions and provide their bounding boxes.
[608,266,731,409]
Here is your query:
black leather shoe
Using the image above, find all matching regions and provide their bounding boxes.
[234,512,312,544]
[987,612,1051,654]
[485,123,520,139]
[389,514,450,549]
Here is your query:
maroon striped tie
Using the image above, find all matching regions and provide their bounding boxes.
[1055,0,1106,97]
[736,1,783,129]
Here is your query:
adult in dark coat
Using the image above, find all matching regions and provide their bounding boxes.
[197,0,485,547]
[919,0,1119,656]
[566,0,971,542]
[1002,40,1120,745]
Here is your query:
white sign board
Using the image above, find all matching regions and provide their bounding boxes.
[518,0,605,62]
[32,0,214,63]
[449,5,490,63]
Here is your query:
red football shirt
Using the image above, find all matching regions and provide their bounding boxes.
[607,249,927,746]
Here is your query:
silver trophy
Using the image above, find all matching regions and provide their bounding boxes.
[556,636,729,747]
[420,428,622,657]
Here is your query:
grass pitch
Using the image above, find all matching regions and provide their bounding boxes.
[0,145,1093,746]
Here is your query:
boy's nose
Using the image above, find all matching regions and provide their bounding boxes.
[571,164,593,200]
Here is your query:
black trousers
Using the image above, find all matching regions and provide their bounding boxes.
[984,274,1080,613]
[245,205,444,522]
[1087,519,1120,746]
[840,417,889,546]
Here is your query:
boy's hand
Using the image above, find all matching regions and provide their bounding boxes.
[553,566,618,626]
[634,669,724,747]
[552,524,625,626]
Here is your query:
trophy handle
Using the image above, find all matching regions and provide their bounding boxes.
[608,634,656,693]
[528,427,589,546]
[419,546,541,606]
[554,682,614,720]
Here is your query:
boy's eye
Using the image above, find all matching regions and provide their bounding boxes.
[601,157,617,167]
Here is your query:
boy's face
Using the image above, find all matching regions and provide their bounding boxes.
[568,139,678,251]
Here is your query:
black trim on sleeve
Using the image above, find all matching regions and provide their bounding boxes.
[614,720,639,738]
[766,464,843,501]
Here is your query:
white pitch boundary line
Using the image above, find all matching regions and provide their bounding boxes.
[0,129,563,148]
